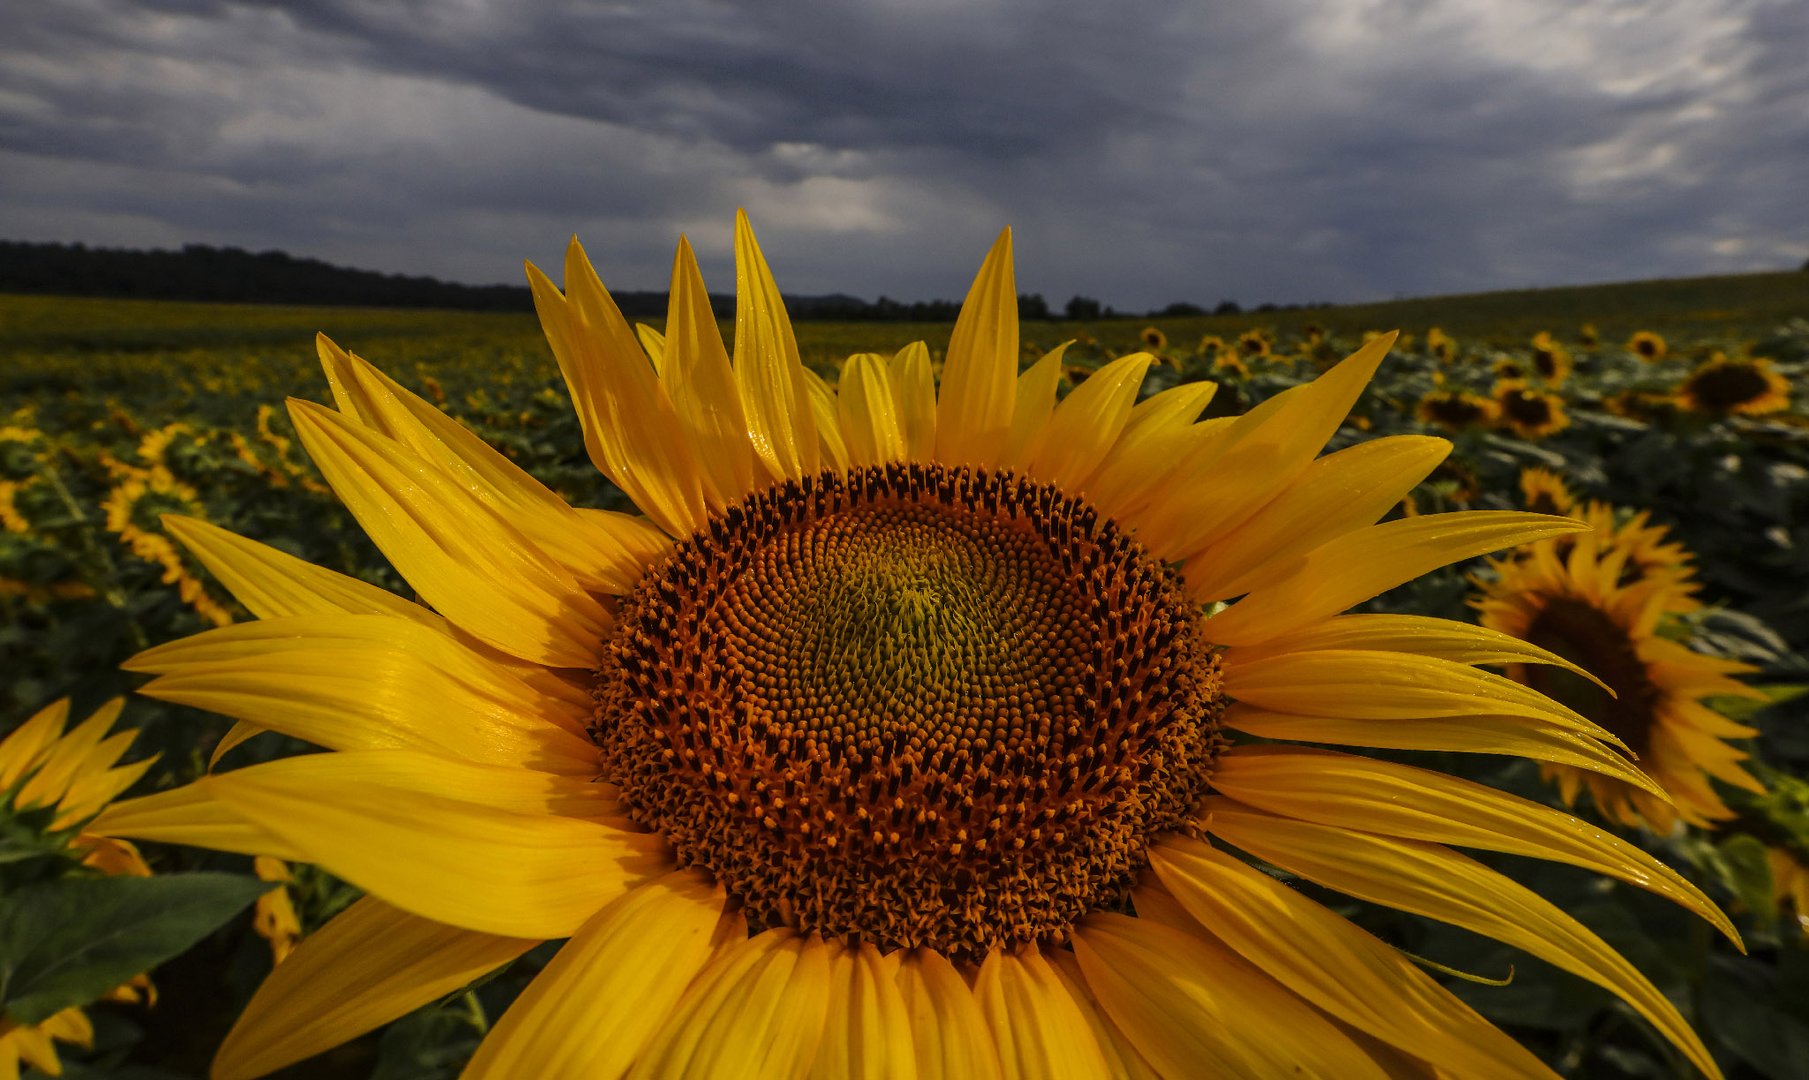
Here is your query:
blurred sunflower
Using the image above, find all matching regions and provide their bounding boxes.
[1,698,158,1078]
[1478,517,1764,834]
[1235,328,1270,357]
[96,216,1731,1079]
[1603,388,1674,423]
[1414,388,1497,431]
[1579,323,1600,347]
[1770,846,1809,938]
[1493,380,1570,439]
[1138,326,1167,351]
[1628,331,1668,362]
[1518,467,1576,517]
[1426,327,1455,363]
[1529,332,1572,387]
[1675,354,1791,417]
[1211,351,1251,379]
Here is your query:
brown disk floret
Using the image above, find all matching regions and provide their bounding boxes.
[1520,597,1661,758]
[592,462,1223,961]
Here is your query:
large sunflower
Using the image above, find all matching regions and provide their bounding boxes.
[1675,354,1791,417]
[1,698,158,1079]
[1477,516,1763,835]
[1492,379,1570,439]
[96,216,1732,1078]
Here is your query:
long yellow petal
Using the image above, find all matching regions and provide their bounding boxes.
[1211,745,1737,945]
[0,698,69,790]
[1222,648,1624,747]
[89,781,304,862]
[1227,613,1605,689]
[732,211,819,483]
[290,400,608,668]
[213,897,535,1080]
[1002,343,1068,469]
[665,236,758,508]
[13,703,120,812]
[527,250,709,537]
[838,354,906,467]
[205,759,665,938]
[809,942,916,1080]
[1226,706,1668,797]
[973,947,1109,1080]
[466,871,727,1080]
[1043,951,1162,1080]
[889,342,938,461]
[803,367,852,473]
[1087,382,1219,522]
[1204,511,1588,646]
[315,335,665,594]
[163,517,431,625]
[127,614,595,768]
[1029,352,1152,493]
[935,228,1017,467]
[1208,803,1722,1080]
[895,949,1001,1080]
[1073,913,1389,1079]
[635,323,667,373]
[1148,835,1557,1079]
[1139,334,1394,556]
[631,930,831,1079]
[1184,435,1450,601]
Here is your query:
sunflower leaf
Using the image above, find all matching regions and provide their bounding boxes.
[0,871,265,1024]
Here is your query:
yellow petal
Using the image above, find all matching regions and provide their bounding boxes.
[466,871,727,1080]
[732,211,819,483]
[1183,435,1450,601]
[1002,343,1069,469]
[1226,705,1668,797]
[664,236,759,508]
[315,335,666,595]
[0,698,70,791]
[1073,912,1389,1079]
[14,701,121,812]
[163,516,429,624]
[1029,352,1152,493]
[803,367,852,473]
[1042,950,1162,1080]
[1227,613,1606,689]
[895,949,1001,1080]
[935,228,1017,468]
[90,782,305,862]
[889,342,938,461]
[527,248,709,536]
[1211,745,1738,945]
[973,947,1110,1080]
[1148,835,1557,1079]
[838,354,907,467]
[631,930,831,1079]
[1204,511,1589,646]
[1207,803,1722,1080]
[1087,381,1220,522]
[809,941,916,1080]
[1139,334,1394,557]
[205,757,665,937]
[213,896,535,1080]
[635,323,667,373]
[126,614,596,769]
[289,400,609,668]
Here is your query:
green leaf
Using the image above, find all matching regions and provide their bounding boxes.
[1717,835,1778,923]
[0,872,265,1024]
[1704,954,1809,1080]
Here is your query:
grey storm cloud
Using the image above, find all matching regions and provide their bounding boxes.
[1,0,1805,311]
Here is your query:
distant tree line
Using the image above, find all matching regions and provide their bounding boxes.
[0,240,1328,320]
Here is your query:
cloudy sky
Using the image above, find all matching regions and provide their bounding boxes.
[3,0,1805,310]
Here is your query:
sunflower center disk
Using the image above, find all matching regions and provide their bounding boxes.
[1522,597,1662,757]
[592,462,1223,960]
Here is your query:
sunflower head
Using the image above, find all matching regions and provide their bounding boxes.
[1518,466,1577,517]
[1579,322,1600,347]
[1138,326,1168,351]
[1236,328,1270,357]
[1530,332,1573,386]
[1414,388,1497,431]
[1195,333,1225,356]
[1676,353,1791,416]
[1426,327,1455,362]
[1629,330,1668,362]
[1211,351,1251,379]
[1492,379,1570,439]
[91,216,1736,1080]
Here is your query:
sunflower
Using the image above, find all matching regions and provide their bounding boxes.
[1426,327,1455,363]
[1195,334,1225,357]
[1235,328,1270,357]
[1529,332,1572,387]
[1579,323,1600,348]
[1138,326,1167,351]
[1,698,157,1078]
[1769,846,1809,937]
[96,215,1732,1079]
[1518,467,1577,517]
[1414,388,1498,431]
[1477,520,1764,834]
[1493,379,1570,439]
[1210,351,1251,379]
[1628,331,1667,362]
[1675,354,1791,417]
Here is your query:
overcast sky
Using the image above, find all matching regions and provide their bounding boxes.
[3,0,1805,310]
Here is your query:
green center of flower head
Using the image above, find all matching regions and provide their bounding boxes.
[1522,597,1662,758]
[591,462,1224,960]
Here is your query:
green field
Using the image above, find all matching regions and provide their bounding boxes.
[4,278,1809,1078]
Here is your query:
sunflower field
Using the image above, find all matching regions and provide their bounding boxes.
[3,257,1809,1080]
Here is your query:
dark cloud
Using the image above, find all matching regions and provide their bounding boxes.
[1,0,1804,310]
